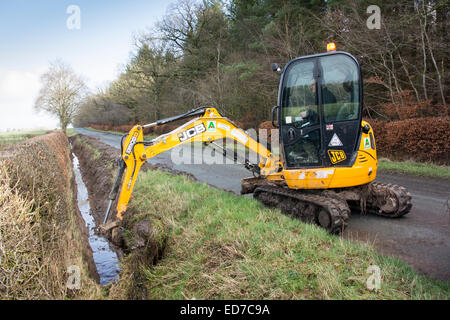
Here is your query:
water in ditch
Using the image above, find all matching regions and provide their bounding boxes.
[72,153,121,285]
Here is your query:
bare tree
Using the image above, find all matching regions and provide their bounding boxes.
[34,60,87,133]
[156,0,203,56]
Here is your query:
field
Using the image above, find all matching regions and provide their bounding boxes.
[0,130,49,150]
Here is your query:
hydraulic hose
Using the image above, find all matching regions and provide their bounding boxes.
[103,159,126,224]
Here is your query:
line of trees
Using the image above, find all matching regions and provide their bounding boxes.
[74,0,448,129]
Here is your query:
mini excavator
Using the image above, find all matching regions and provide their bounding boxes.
[103,45,412,233]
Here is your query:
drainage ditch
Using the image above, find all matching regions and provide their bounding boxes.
[72,153,121,286]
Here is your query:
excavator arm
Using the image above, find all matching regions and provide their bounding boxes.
[103,107,282,223]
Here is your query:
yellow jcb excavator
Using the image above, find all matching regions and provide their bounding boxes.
[103,46,412,233]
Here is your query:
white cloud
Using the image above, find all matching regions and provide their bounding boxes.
[0,68,59,131]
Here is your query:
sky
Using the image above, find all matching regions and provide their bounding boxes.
[0,0,176,131]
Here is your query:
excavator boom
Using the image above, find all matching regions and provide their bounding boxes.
[104,107,281,223]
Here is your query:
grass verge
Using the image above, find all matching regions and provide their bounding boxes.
[85,127,126,136]
[67,128,79,137]
[126,169,449,300]
[378,158,450,180]
[84,127,157,140]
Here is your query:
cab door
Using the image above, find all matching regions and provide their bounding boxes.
[278,52,362,169]
[279,58,323,169]
[318,53,362,167]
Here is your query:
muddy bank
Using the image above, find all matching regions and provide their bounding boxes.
[70,134,199,298]
[0,131,101,299]
[70,135,121,225]
[72,153,121,285]
[69,135,154,298]
[70,134,198,225]
[70,155,100,285]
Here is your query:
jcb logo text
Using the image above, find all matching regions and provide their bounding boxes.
[328,150,346,164]
[178,124,206,142]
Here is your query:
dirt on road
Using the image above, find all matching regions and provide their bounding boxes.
[74,128,450,283]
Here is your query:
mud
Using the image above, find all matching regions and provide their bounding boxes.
[74,128,450,283]
[71,135,181,300]
[70,135,122,225]
[70,134,182,296]
[69,155,100,284]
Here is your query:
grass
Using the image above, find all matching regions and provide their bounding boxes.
[126,168,450,300]
[378,158,450,180]
[0,164,43,298]
[0,129,49,137]
[84,127,157,140]
[0,132,102,299]
[0,129,49,150]
[0,129,81,150]
[66,128,79,137]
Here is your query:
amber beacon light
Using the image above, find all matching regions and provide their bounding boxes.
[327,42,336,52]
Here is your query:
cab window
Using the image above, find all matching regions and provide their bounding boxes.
[319,54,360,122]
[281,60,318,128]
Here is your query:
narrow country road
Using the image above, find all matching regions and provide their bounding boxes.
[75,128,450,283]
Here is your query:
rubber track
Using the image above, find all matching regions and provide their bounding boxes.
[254,186,350,234]
[368,182,413,218]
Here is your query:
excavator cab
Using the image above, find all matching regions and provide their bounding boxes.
[275,51,362,169]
